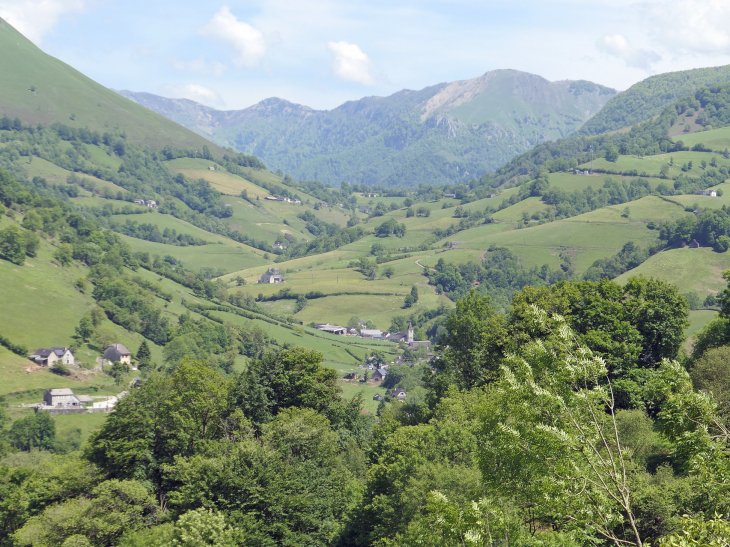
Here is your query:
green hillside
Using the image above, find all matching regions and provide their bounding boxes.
[580,64,730,135]
[0,18,222,152]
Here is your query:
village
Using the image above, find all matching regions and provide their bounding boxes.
[26,343,139,414]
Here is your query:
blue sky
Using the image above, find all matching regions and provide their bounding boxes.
[2,0,730,111]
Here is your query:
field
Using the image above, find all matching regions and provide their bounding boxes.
[615,247,730,298]
[674,125,730,151]
[579,150,730,179]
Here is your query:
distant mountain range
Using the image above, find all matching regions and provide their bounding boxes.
[118,70,617,187]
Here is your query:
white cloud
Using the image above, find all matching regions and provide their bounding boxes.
[0,0,90,44]
[596,34,661,70]
[327,41,376,85]
[200,6,268,68]
[163,84,225,107]
[172,58,226,77]
[639,0,730,55]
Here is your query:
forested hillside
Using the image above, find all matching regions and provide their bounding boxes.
[580,64,730,135]
[119,70,615,187]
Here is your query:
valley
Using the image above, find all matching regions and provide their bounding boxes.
[3,11,730,546]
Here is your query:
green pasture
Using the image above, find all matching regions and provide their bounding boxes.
[615,247,730,297]
[548,172,666,192]
[117,233,265,274]
[674,126,730,151]
[580,151,730,179]
[686,310,720,340]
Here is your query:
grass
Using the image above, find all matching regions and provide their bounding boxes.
[117,233,266,274]
[615,247,730,298]
[548,172,667,192]
[673,126,730,151]
[579,151,730,179]
[0,20,223,152]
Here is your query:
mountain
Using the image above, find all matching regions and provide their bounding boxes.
[580,64,730,135]
[118,70,616,187]
[0,17,221,152]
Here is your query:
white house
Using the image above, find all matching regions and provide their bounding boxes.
[696,189,718,197]
[29,347,74,367]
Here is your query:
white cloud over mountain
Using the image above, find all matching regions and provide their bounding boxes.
[200,6,268,68]
[327,41,376,85]
[596,34,661,70]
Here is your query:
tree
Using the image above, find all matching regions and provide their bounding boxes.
[21,210,42,232]
[416,206,430,217]
[383,265,395,278]
[136,340,152,369]
[439,290,507,389]
[410,285,419,303]
[0,225,26,265]
[8,412,56,451]
[22,231,39,258]
[13,479,157,546]
[480,307,647,546]
[690,345,730,420]
[605,145,619,162]
[75,315,94,342]
[54,243,73,266]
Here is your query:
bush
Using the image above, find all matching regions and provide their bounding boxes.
[0,333,28,356]
[51,362,71,376]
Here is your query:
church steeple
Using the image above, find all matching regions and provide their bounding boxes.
[407,322,414,344]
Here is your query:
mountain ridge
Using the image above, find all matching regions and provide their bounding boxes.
[118,69,616,187]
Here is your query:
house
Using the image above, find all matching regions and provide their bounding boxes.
[145,200,157,208]
[392,387,407,400]
[444,193,456,198]
[450,241,463,248]
[29,347,74,367]
[372,368,388,382]
[696,189,717,197]
[272,242,286,251]
[690,239,701,248]
[349,328,358,335]
[76,394,94,405]
[373,393,383,401]
[488,193,497,198]
[43,388,80,407]
[133,199,145,205]
[316,324,347,335]
[258,267,284,284]
[344,372,360,380]
[104,344,131,365]
[361,329,383,339]
[208,166,216,171]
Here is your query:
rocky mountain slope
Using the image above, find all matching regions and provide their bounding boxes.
[119,70,616,187]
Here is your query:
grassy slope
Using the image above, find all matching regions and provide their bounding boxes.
[615,247,730,298]
[0,18,222,152]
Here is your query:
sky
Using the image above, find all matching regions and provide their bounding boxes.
[2,0,730,111]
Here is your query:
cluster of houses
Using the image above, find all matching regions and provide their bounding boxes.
[133,199,158,208]
[373,388,406,402]
[344,366,408,401]
[265,196,302,204]
[696,189,718,197]
[315,322,431,351]
[29,343,132,368]
[574,169,592,175]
